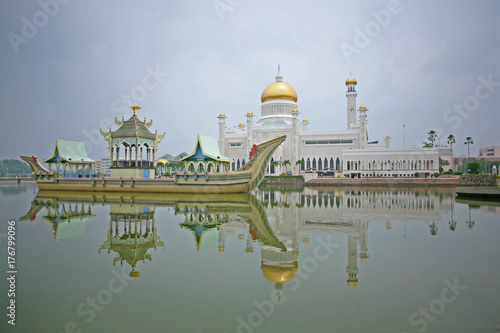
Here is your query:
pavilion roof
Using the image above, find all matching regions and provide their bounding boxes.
[112,115,155,138]
[181,134,232,162]
[43,140,95,164]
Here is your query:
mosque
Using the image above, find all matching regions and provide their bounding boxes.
[217,67,439,177]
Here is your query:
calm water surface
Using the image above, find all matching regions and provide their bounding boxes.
[1,182,499,333]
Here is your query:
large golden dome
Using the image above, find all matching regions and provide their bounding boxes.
[261,81,298,103]
[261,262,298,283]
[261,65,298,103]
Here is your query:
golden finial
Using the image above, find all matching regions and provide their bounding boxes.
[131,106,141,117]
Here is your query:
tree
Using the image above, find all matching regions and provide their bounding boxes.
[295,159,305,170]
[271,160,280,174]
[447,134,455,171]
[422,142,433,148]
[464,136,474,172]
[282,160,291,173]
[427,130,438,147]
[467,161,480,174]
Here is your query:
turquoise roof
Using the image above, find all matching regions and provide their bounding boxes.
[181,134,232,163]
[44,140,95,164]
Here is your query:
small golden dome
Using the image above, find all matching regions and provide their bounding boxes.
[292,108,298,113]
[359,105,366,109]
[302,119,309,123]
[218,246,225,252]
[261,263,298,283]
[345,77,357,85]
[246,248,254,254]
[347,280,358,290]
[261,81,298,103]
[219,112,226,117]
[247,111,253,115]
[239,122,245,126]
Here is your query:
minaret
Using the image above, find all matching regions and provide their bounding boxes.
[359,221,370,262]
[345,75,358,130]
[346,235,359,291]
[292,108,300,174]
[218,112,227,155]
[246,111,254,155]
[358,105,368,149]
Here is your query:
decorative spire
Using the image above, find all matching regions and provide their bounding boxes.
[131,106,141,117]
[275,64,283,82]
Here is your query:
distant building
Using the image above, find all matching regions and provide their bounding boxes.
[479,146,500,157]
[100,157,111,177]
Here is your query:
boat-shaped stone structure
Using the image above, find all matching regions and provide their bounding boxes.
[21,135,286,194]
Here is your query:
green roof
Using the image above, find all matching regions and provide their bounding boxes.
[181,134,232,162]
[113,116,154,137]
[44,140,95,163]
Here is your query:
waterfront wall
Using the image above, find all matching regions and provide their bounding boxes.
[460,175,497,186]
[305,175,498,187]
[305,177,460,186]
[261,176,304,185]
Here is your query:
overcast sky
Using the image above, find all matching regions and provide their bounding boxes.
[1,0,499,161]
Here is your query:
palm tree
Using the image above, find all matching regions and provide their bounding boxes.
[427,130,438,147]
[271,160,280,174]
[296,159,305,173]
[464,137,473,172]
[447,134,455,171]
[282,160,291,173]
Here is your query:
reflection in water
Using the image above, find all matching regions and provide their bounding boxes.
[98,205,164,278]
[20,196,94,241]
[11,185,500,333]
[20,187,495,293]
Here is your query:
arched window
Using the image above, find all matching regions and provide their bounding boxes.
[312,158,317,169]
[307,158,311,169]
[270,158,275,174]
[330,158,334,169]
[318,158,322,170]
[336,158,341,171]
[301,158,305,171]
[237,159,241,169]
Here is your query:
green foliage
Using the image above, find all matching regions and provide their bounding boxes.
[439,167,444,173]
[433,173,441,178]
[453,171,463,175]
[0,159,31,175]
[415,172,420,177]
[393,174,398,177]
[467,161,480,174]
[279,172,287,177]
[439,157,449,166]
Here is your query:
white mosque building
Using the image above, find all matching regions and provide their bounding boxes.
[217,67,439,177]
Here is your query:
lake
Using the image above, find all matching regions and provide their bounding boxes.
[1,182,499,333]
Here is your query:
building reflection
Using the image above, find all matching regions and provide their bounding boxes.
[98,205,164,278]
[22,187,465,291]
[20,195,94,241]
